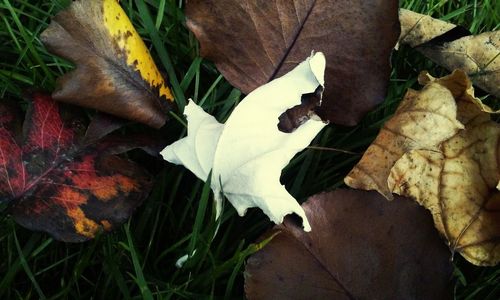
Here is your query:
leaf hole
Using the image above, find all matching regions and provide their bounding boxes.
[284,212,308,231]
[277,86,323,133]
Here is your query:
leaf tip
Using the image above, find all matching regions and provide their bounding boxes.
[308,51,326,87]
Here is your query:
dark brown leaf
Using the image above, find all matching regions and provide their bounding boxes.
[245,189,452,300]
[186,0,400,126]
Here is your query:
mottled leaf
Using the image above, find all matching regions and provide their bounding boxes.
[345,73,464,198]
[389,72,500,265]
[346,70,500,265]
[398,9,499,97]
[0,92,152,242]
[41,0,174,128]
[398,9,463,47]
[245,189,452,300]
[186,0,400,126]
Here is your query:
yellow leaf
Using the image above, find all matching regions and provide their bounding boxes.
[41,0,174,128]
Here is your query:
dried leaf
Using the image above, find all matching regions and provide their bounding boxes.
[389,72,500,265]
[0,92,152,242]
[345,72,464,198]
[186,0,400,126]
[398,9,460,47]
[346,70,500,265]
[41,0,174,128]
[161,53,327,230]
[398,9,499,97]
[245,189,452,300]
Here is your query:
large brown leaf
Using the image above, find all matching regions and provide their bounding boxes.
[346,70,500,265]
[398,9,499,98]
[186,0,400,126]
[41,0,174,128]
[245,189,452,300]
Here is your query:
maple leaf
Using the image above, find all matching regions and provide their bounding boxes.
[245,189,452,300]
[0,92,153,242]
[398,9,499,98]
[161,52,327,231]
[41,0,174,128]
[186,0,400,126]
[345,70,500,266]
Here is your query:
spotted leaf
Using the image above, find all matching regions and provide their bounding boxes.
[41,0,174,128]
[398,9,499,98]
[0,92,153,242]
[346,71,500,265]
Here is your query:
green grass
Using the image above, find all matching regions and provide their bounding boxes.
[0,0,499,299]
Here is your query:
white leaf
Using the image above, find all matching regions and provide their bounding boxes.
[161,102,223,181]
[161,52,327,231]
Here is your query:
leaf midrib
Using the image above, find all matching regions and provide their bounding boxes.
[268,0,318,82]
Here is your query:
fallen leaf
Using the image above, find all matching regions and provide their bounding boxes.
[161,52,327,231]
[398,9,499,97]
[41,0,174,128]
[346,70,500,266]
[186,0,400,126]
[245,189,453,300]
[389,71,500,266]
[398,9,462,48]
[0,92,153,242]
[344,72,464,198]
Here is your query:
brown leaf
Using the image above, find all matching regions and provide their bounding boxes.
[41,0,174,128]
[245,189,452,300]
[186,0,400,126]
[345,72,464,198]
[398,9,499,98]
[346,70,500,265]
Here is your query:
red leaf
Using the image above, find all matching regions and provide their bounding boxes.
[25,93,74,151]
[0,92,153,242]
[0,102,24,200]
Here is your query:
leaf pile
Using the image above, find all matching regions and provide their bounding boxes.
[0,92,153,242]
[6,0,498,298]
[346,70,500,266]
